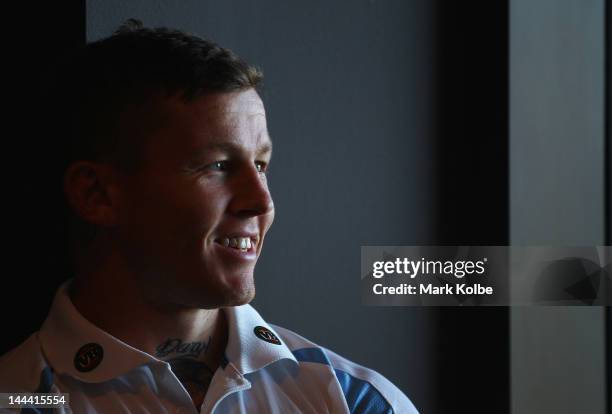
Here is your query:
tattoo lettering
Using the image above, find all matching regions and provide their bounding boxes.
[155,337,210,358]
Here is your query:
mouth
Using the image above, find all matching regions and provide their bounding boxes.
[213,235,258,260]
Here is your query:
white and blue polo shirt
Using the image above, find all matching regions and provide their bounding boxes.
[0,280,418,413]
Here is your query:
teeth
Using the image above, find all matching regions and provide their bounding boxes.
[221,237,252,251]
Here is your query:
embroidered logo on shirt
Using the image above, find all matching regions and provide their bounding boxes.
[254,326,281,345]
[74,343,104,372]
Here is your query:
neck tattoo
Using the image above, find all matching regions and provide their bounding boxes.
[155,337,211,359]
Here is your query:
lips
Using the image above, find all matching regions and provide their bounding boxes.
[213,233,259,259]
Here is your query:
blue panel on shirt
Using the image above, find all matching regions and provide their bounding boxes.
[292,347,331,365]
[334,369,394,414]
[21,367,54,414]
[35,367,53,393]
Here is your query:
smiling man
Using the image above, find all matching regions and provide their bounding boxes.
[0,20,418,413]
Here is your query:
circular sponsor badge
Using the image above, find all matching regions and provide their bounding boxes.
[253,326,281,345]
[74,343,104,372]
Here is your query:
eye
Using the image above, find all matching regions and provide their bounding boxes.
[208,161,228,171]
[255,161,268,173]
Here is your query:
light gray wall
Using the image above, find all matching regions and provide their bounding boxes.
[510,0,607,413]
[87,0,437,409]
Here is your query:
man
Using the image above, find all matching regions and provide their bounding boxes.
[0,20,418,413]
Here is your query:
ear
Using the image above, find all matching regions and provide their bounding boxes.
[63,161,121,227]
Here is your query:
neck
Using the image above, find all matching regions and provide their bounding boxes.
[69,254,228,369]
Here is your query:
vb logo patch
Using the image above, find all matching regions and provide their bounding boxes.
[253,326,281,345]
[74,343,104,372]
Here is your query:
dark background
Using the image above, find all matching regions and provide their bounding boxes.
[606,0,611,412]
[2,1,610,413]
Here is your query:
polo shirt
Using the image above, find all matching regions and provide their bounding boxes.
[0,280,418,413]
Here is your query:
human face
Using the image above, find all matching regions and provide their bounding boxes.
[113,89,274,309]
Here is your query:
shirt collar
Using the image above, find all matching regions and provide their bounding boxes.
[222,302,297,375]
[39,279,297,383]
[39,279,160,383]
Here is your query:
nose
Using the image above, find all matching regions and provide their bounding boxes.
[228,164,274,218]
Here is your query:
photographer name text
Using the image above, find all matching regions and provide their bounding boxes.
[373,283,494,295]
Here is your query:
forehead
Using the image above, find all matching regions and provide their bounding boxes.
[144,88,270,157]
[176,88,265,121]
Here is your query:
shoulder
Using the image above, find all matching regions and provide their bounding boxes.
[0,333,55,394]
[270,324,419,414]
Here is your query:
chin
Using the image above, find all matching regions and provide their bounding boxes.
[190,275,256,309]
[164,265,256,308]
[176,287,254,310]
[222,276,256,306]
[227,287,256,307]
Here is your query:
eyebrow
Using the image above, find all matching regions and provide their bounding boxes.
[191,139,273,159]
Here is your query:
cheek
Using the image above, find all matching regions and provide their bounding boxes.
[183,187,229,232]
[118,187,184,237]
[119,176,231,242]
